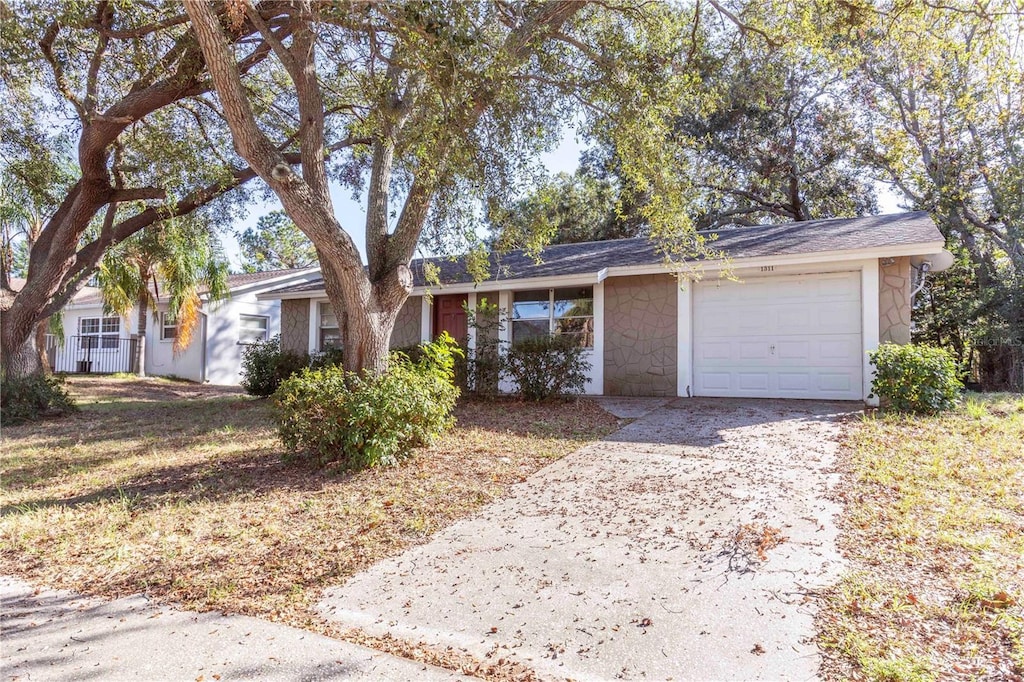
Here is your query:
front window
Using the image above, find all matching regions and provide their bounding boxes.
[511,287,594,348]
[79,316,121,349]
[318,302,342,350]
[238,314,269,344]
[160,312,177,341]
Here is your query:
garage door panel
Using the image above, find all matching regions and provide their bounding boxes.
[695,334,859,366]
[819,338,859,360]
[819,372,855,392]
[777,372,811,391]
[737,373,770,391]
[738,342,770,360]
[776,340,810,360]
[818,301,861,332]
[693,272,863,400]
[700,372,732,391]
[699,341,733,361]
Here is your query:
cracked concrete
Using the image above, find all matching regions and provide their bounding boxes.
[318,398,857,681]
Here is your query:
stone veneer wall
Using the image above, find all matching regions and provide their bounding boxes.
[879,256,912,344]
[280,299,310,353]
[391,296,422,348]
[280,296,421,354]
[604,274,678,396]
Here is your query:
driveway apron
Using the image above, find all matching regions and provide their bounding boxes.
[318,398,857,681]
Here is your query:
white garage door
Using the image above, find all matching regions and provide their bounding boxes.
[693,271,863,400]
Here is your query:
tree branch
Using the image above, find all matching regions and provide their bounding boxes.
[110,187,167,202]
[84,1,113,118]
[39,21,88,121]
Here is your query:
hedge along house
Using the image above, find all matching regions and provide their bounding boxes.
[53,268,321,383]
[260,212,947,404]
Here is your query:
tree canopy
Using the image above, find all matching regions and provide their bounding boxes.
[184,0,720,374]
[2,0,1020,384]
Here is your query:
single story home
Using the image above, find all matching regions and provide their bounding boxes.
[261,212,946,404]
[53,268,321,384]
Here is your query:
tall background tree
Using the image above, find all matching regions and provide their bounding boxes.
[854,2,1023,387]
[237,210,317,272]
[488,4,877,246]
[486,170,634,249]
[679,33,877,228]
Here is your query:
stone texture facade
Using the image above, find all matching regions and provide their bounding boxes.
[879,257,912,344]
[604,274,678,396]
[280,299,309,354]
[279,296,421,353]
[392,296,422,348]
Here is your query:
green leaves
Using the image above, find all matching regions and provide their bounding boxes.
[237,211,317,273]
[273,335,461,468]
[504,335,591,402]
[97,215,229,353]
[869,343,963,414]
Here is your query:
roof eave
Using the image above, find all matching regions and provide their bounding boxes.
[257,240,945,300]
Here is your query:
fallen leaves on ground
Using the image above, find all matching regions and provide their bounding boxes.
[818,393,1024,681]
[0,376,621,681]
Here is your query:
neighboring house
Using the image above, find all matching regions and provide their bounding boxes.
[53,268,320,384]
[261,212,947,404]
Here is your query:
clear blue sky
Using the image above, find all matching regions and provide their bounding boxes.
[221,132,903,270]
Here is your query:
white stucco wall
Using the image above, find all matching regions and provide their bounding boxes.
[50,305,138,374]
[203,297,283,385]
[144,301,206,383]
[144,294,283,385]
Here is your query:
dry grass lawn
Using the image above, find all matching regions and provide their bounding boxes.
[1,376,621,644]
[819,393,1024,681]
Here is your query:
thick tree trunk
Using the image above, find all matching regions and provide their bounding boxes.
[34,320,51,374]
[342,305,399,377]
[1,335,42,380]
[319,258,408,376]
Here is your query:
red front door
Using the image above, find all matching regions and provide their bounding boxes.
[434,294,468,343]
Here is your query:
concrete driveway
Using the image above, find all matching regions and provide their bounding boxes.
[1,576,466,682]
[318,398,858,681]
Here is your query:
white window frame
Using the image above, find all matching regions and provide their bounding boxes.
[160,312,178,342]
[511,287,594,349]
[318,302,342,351]
[238,314,270,344]
[78,316,121,351]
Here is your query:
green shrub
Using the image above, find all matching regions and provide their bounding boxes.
[504,335,591,401]
[240,334,309,397]
[390,344,426,364]
[462,298,504,396]
[869,343,963,414]
[1,372,78,425]
[273,333,461,468]
[309,346,345,370]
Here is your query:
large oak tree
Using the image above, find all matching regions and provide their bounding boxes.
[185,0,715,375]
[0,0,363,378]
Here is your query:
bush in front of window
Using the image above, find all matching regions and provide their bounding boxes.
[504,335,591,401]
[462,297,504,396]
[309,346,345,370]
[239,334,309,397]
[272,333,461,468]
[869,343,963,414]
[1,372,78,425]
